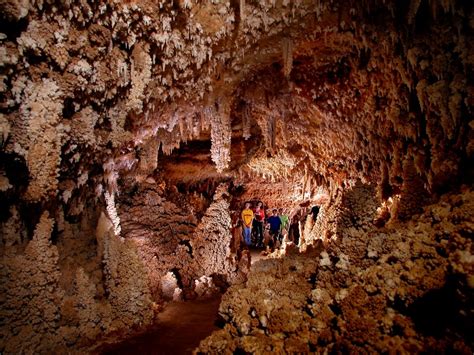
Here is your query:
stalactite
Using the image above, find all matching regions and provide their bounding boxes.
[302,165,308,199]
[407,0,422,24]
[210,101,231,173]
[104,191,122,237]
[240,0,245,21]
[429,0,438,21]
[242,103,251,140]
[269,113,277,151]
[282,37,293,79]
[137,138,159,178]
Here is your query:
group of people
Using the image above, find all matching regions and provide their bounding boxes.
[241,201,290,248]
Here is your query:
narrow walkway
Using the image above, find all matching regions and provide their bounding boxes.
[99,296,222,355]
[98,249,268,354]
[249,247,268,266]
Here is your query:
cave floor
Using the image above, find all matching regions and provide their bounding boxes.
[250,247,268,265]
[98,296,222,355]
[95,247,272,355]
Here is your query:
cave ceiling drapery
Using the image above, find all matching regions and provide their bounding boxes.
[0,0,472,207]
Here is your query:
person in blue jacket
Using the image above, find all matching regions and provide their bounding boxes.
[267,209,282,247]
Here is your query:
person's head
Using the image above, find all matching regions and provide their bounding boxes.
[257,201,263,208]
[272,209,277,215]
[278,208,283,214]
[245,202,250,209]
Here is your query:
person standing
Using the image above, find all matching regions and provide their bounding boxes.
[267,209,282,248]
[279,208,290,240]
[253,202,265,247]
[241,203,254,246]
[289,213,301,246]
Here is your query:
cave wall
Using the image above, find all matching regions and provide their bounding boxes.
[301,181,380,249]
[198,185,474,353]
[0,0,473,353]
[0,208,155,353]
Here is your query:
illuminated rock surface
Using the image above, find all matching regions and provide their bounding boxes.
[0,0,472,353]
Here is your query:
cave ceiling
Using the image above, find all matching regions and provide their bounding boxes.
[0,0,472,208]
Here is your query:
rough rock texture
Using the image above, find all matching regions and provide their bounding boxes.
[1,1,471,205]
[197,186,474,354]
[0,207,158,353]
[118,180,199,300]
[98,213,155,333]
[192,183,249,286]
[0,0,473,353]
[118,181,248,300]
[302,181,379,249]
[0,212,64,353]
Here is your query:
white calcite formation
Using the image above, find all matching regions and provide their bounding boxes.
[0,0,472,353]
[197,186,474,353]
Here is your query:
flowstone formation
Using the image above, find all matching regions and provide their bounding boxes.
[0,0,473,353]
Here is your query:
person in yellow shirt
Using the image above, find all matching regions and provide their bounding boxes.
[241,202,254,246]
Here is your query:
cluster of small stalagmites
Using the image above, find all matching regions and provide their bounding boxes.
[0,212,64,353]
[0,207,158,353]
[197,185,474,354]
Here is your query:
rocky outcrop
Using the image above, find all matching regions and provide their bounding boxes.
[98,213,155,332]
[0,212,64,353]
[118,181,248,302]
[0,206,157,353]
[118,181,199,300]
[192,183,249,286]
[197,186,474,353]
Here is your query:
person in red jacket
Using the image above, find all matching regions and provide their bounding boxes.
[252,201,265,247]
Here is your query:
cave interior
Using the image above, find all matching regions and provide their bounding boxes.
[0,0,473,353]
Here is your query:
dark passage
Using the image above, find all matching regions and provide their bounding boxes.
[99,297,222,355]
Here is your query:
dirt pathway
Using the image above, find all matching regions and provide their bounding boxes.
[98,249,269,354]
[99,296,222,355]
